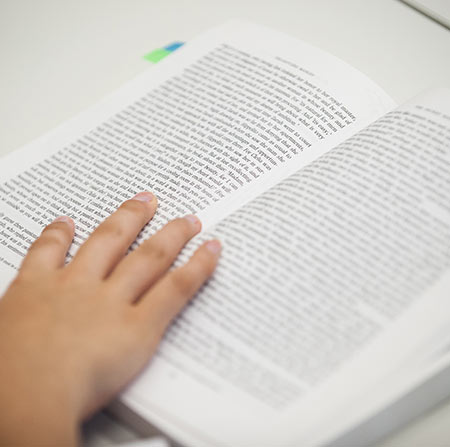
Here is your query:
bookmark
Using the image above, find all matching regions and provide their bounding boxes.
[143,41,185,63]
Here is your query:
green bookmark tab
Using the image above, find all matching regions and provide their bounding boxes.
[143,48,171,63]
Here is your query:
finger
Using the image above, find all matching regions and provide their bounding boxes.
[69,192,157,278]
[107,215,202,302]
[136,240,221,336]
[20,216,75,273]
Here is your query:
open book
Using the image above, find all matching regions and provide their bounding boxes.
[1,20,450,446]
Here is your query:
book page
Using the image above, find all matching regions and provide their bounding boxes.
[301,88,450,446]
[0,20,394,290]
[121,88,450,446]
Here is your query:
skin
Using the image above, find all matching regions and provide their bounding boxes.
[0,191,221,446]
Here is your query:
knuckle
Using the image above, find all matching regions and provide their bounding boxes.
[31,233,64,251]
[121,310,142,337]
[57,269,80,289]
[121,199,143,212]
[191,258,213,278]
[146,241,169,261]
[120,199,149,219]
[41,222,67,236]
[27,239,42,254]
[43,235,64,249]
[95,220,125,240]
[171,270,194,295]
[168,218,192,238]
[11,269,33,287]
[48,229,68,243]
[119,200,150,227]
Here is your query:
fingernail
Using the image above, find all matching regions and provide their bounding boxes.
[53,216,74,229]
[132,191,154,202]
[205,239,221,255]
[185,214,201,227]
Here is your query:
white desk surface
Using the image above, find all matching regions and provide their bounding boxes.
[1,0,450,445]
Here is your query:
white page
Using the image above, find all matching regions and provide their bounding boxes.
[0,20,394,291]
[121,89,450,446]
[298,88,450,446]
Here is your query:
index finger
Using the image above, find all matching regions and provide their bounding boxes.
[69,192,157,278]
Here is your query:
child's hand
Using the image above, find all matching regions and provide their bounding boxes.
[0,192,221,446]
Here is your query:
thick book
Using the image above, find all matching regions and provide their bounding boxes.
[1,20,450,446]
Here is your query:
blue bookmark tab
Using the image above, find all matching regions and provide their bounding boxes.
[163,41,185,52]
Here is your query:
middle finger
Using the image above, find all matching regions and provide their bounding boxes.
[106,214,201,302]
